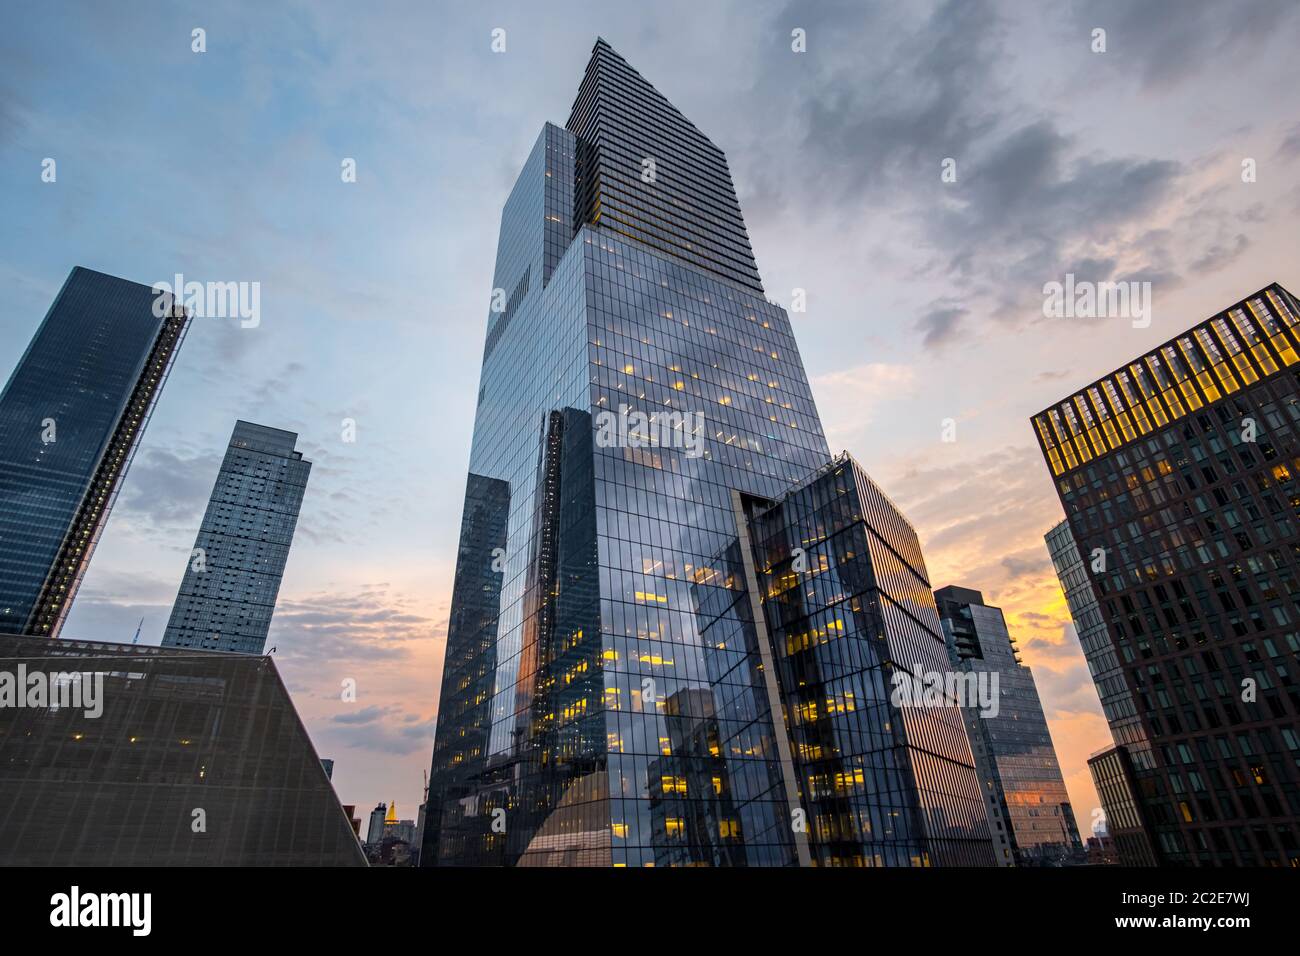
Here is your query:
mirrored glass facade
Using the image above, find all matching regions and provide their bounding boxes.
[161,421,311,655]
[424,39,994,866]
[750,459,997,866]
[1032,283,1300,866]
[0,266,189,637]
[935,586,1081,865]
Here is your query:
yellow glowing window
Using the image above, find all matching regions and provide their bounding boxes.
[719,819,740,838]
[661,775,687,794]
[664,818,684,836]
[825,692,857,714]
[612,823,628,838]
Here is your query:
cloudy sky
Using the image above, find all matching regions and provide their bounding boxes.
[3,0,1299,830]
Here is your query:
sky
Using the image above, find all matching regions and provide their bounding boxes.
[2,0,1299,833]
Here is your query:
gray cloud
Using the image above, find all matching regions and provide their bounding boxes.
[329,706,437,755]
[740,0,1192,334]
[1067,0,1300,90]
[118,447,222,529]
[915,304,967,351]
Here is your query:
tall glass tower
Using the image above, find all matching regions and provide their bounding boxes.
[423,39,993,867]
[161,420,311,655]
[935,585,1082,865]
[0,266,189,637]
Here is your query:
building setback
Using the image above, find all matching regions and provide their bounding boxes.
[0,266,189,637]
[935,585,1082,865]
[422,38,994,867]
[162,421,310,655]
[1032,283,1300,867]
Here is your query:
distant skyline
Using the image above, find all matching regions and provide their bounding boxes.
[3,0,1299,826]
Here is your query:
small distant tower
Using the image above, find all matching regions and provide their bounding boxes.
[366,803,387,845]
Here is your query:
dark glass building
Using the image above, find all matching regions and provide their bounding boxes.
[1088,744,1159,866]
[1046,518,1160,864]
[0,266,189,637]
[1032,282,1300,866]
[161,421,311,655]
[423,39,993,867]
[935,585,1082,865]
[0,633,365,865]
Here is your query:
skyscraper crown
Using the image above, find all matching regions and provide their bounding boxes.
[566,39,765,293]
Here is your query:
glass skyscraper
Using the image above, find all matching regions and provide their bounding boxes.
[161,421,311,655]
[423,39,993,867]
[1032,282,1300,866]
[0,266,189,638]
[935,585,1082,865]
[1046,519,1160,865]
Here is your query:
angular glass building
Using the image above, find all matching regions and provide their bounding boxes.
[423,39,994,867]
[1046,519,1160,865]
[0,633,365,866]
[935,585,1082,865]
[0,266,189,637]
[1032,283,1300,866]
[749,458,996,866]
[161,421,311,655]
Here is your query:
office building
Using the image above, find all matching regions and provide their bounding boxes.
[1088,743,1159,866]
[1032,282,1300,866]
[0,633,365,865]
[1046,519,1161,865]
[161,421,310,655]
[747,456,996,866]
[935,585,1082,865]
[0,266,189,637]
[422,39,994,867]
[367,803,387,847]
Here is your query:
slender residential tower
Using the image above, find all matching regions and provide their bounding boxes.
[422,39,994,867]
[161,421,311,655]
[1033,283,1300,867]
[0,266,189,637]
[935,585,1082,865]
